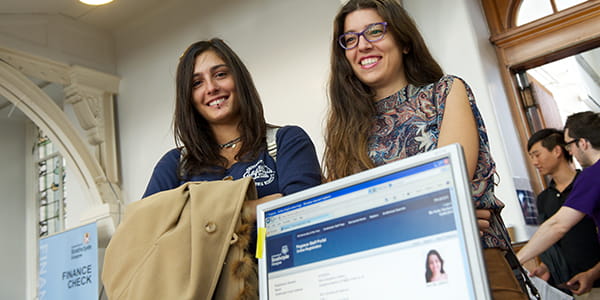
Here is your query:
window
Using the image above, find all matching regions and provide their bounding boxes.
[555,0,588,10]
[35,130,67,237]
[516,0,588,26]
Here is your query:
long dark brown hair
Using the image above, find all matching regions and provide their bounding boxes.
[324,0,444,181]
[174,38,266,176]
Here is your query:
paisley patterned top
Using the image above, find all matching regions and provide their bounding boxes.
[368,75,509,249]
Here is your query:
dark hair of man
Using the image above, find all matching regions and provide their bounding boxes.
[527,128,573,162]
[564,111,600,149]
[425,249,446,283]
[324,0,444,181]
[174,38,266,176]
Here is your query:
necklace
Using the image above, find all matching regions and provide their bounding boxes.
[219,137,241,149]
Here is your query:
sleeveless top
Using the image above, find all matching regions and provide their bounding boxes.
[368,75,509,249]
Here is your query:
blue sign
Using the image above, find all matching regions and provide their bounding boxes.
[38,222,99,300]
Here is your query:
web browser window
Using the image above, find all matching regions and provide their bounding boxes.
[262,158,478,299]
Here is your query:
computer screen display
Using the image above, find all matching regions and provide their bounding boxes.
[257,144,490,300]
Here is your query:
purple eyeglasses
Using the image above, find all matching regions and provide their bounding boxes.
[338,22,388,50]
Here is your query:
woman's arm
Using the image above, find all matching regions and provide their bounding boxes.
[273,126,323,194]
[243,126,322,221]
[437,79,479,179]
[244,193,283,222]
[437,78,487,232]
[142,149,182,198]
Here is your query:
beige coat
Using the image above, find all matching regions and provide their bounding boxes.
[102,177,258,300]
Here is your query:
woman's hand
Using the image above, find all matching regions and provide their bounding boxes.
[476,209,491,235]
[243,193,283,222]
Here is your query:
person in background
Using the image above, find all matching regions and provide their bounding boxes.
[425,249,448,283]
[323,0,528,298]
[526,128,600,294]
[518,111,600,297]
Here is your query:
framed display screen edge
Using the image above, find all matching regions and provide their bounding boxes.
[256,143,491,299]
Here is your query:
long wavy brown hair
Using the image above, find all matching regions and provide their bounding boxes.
[174,38,266,177]
[324,0,444,181]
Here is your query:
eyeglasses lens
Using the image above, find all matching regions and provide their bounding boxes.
[365,24,385,41]
[341,34,358,49]
[339,23,386,50]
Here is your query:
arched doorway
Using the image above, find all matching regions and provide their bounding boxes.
[0,47,122,297]
[0,52,121,208]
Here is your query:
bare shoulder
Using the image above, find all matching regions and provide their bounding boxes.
[446,76,469,103]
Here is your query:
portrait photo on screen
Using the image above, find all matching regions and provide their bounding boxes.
[425,249,448,284]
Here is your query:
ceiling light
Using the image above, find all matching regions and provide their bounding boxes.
[79,0,114,5]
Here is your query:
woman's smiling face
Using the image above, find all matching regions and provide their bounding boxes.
[428,254,442,274]
[191,50,240,126]
[343,8,408,99]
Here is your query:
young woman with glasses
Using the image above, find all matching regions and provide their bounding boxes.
[324,0,528,299]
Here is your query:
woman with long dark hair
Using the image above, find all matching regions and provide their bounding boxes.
[324,1,528,299]
[145,38,321,205]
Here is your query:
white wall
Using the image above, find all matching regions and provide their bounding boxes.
[404,0,531,241]
[0,14,116,74]
[114,0,532,241]
[0,0,533,248]
[0,118,26,300]
[578,51,600,111]
[115,0,341,203]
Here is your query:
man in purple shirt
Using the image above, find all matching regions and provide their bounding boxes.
[518,111,600,297]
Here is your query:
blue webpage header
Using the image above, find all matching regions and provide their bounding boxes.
[265,159,448,218]
[266,189,456,273]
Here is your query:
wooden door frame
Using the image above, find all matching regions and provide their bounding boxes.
[481,0,600,195]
